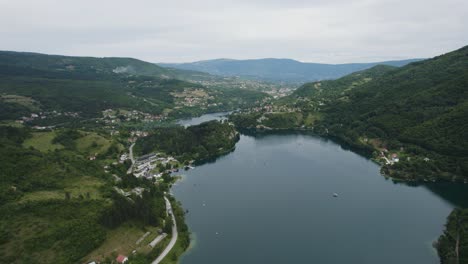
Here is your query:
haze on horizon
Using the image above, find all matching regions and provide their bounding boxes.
[1,0,467,64]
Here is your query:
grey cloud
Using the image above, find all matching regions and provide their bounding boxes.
[0,0,467,63]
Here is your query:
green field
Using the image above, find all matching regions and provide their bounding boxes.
[84,223,165,263]
[76,132,113,156]
[22,131,63,152]
[19,176,105,203]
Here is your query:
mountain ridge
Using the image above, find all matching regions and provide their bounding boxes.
[159,57,423,83]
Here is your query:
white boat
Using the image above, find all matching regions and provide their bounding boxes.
[333,193,339,197]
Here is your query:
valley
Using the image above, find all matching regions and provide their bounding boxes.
[0,45,467,264]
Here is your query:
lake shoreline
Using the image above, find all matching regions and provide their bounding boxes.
[172,113,466,264]
[236,126,468,185]
[172,131,458,264]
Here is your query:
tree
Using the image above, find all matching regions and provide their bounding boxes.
[162,173,172,184]
[163,216,173,234]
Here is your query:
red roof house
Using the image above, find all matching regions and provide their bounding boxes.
[116,254,128,263]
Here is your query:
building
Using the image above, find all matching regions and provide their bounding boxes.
[116,254,128,263]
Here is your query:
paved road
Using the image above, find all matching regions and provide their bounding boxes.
[152,197,178,264]
[126,143,136,174]
[149,233,168,248]
[129,143,135,164]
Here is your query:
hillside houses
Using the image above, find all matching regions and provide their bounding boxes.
[18,111,80,124]
[131,152,179,179]
[101,108,167,125]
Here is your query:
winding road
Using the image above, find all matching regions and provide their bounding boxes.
[152,196,178,264]
[126,143,135,174]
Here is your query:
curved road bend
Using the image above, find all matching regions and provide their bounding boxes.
[152,197,178,264]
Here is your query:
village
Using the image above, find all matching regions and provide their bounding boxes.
[124,151,184,180]
[239,103,300,115]
[101,108,167,125]
[16,110,80,124]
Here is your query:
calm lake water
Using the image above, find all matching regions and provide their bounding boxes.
[176,112,230,127]
[173,113,467,264]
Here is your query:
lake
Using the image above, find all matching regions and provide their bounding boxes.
[176,112,230,127]
[172,114,466,264]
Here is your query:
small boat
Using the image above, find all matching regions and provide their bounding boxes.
[333,193,339,197]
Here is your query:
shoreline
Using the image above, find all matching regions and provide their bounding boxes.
[236,126,467,185]
[162,127,459,264]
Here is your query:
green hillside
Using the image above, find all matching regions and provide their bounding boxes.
[0,51,267,123]
[134,120,239,162]
[312,45,468,181]
[0,51,182,79]
[291,64,397,99]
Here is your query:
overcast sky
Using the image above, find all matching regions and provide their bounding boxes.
[1,0,467,63]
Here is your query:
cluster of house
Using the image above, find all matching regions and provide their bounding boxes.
[264,87,294,98]
[119,153,129,163]
[88,254,128,264]
[101,108,167,125]
[31,125,55,130]
[182,97,203,107]
[131,152,179,179]
[171,88,214,108]
[110,129,120,136]
[241,104,300,115]
[380,149,400,165]
[380,147,433,166]
[131,130,149,137]
[17,111,79,123]
[127,130,150,143]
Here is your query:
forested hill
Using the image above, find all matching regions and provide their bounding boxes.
[0,51,290,92]
[134,120,239,163]
[0,50,202,80]
[160,58,421,83]
[313,45,468,181]
[0,51,267,121]
[291,64,397,99]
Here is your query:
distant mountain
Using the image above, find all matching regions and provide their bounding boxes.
[0,51,290,92]
[159,58,422,83]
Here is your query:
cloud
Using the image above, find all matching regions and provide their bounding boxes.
[0,0,467,63]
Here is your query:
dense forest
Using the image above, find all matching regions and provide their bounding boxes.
[437,209,468,264]
[134,120,239,163]
[313,45,468,182]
